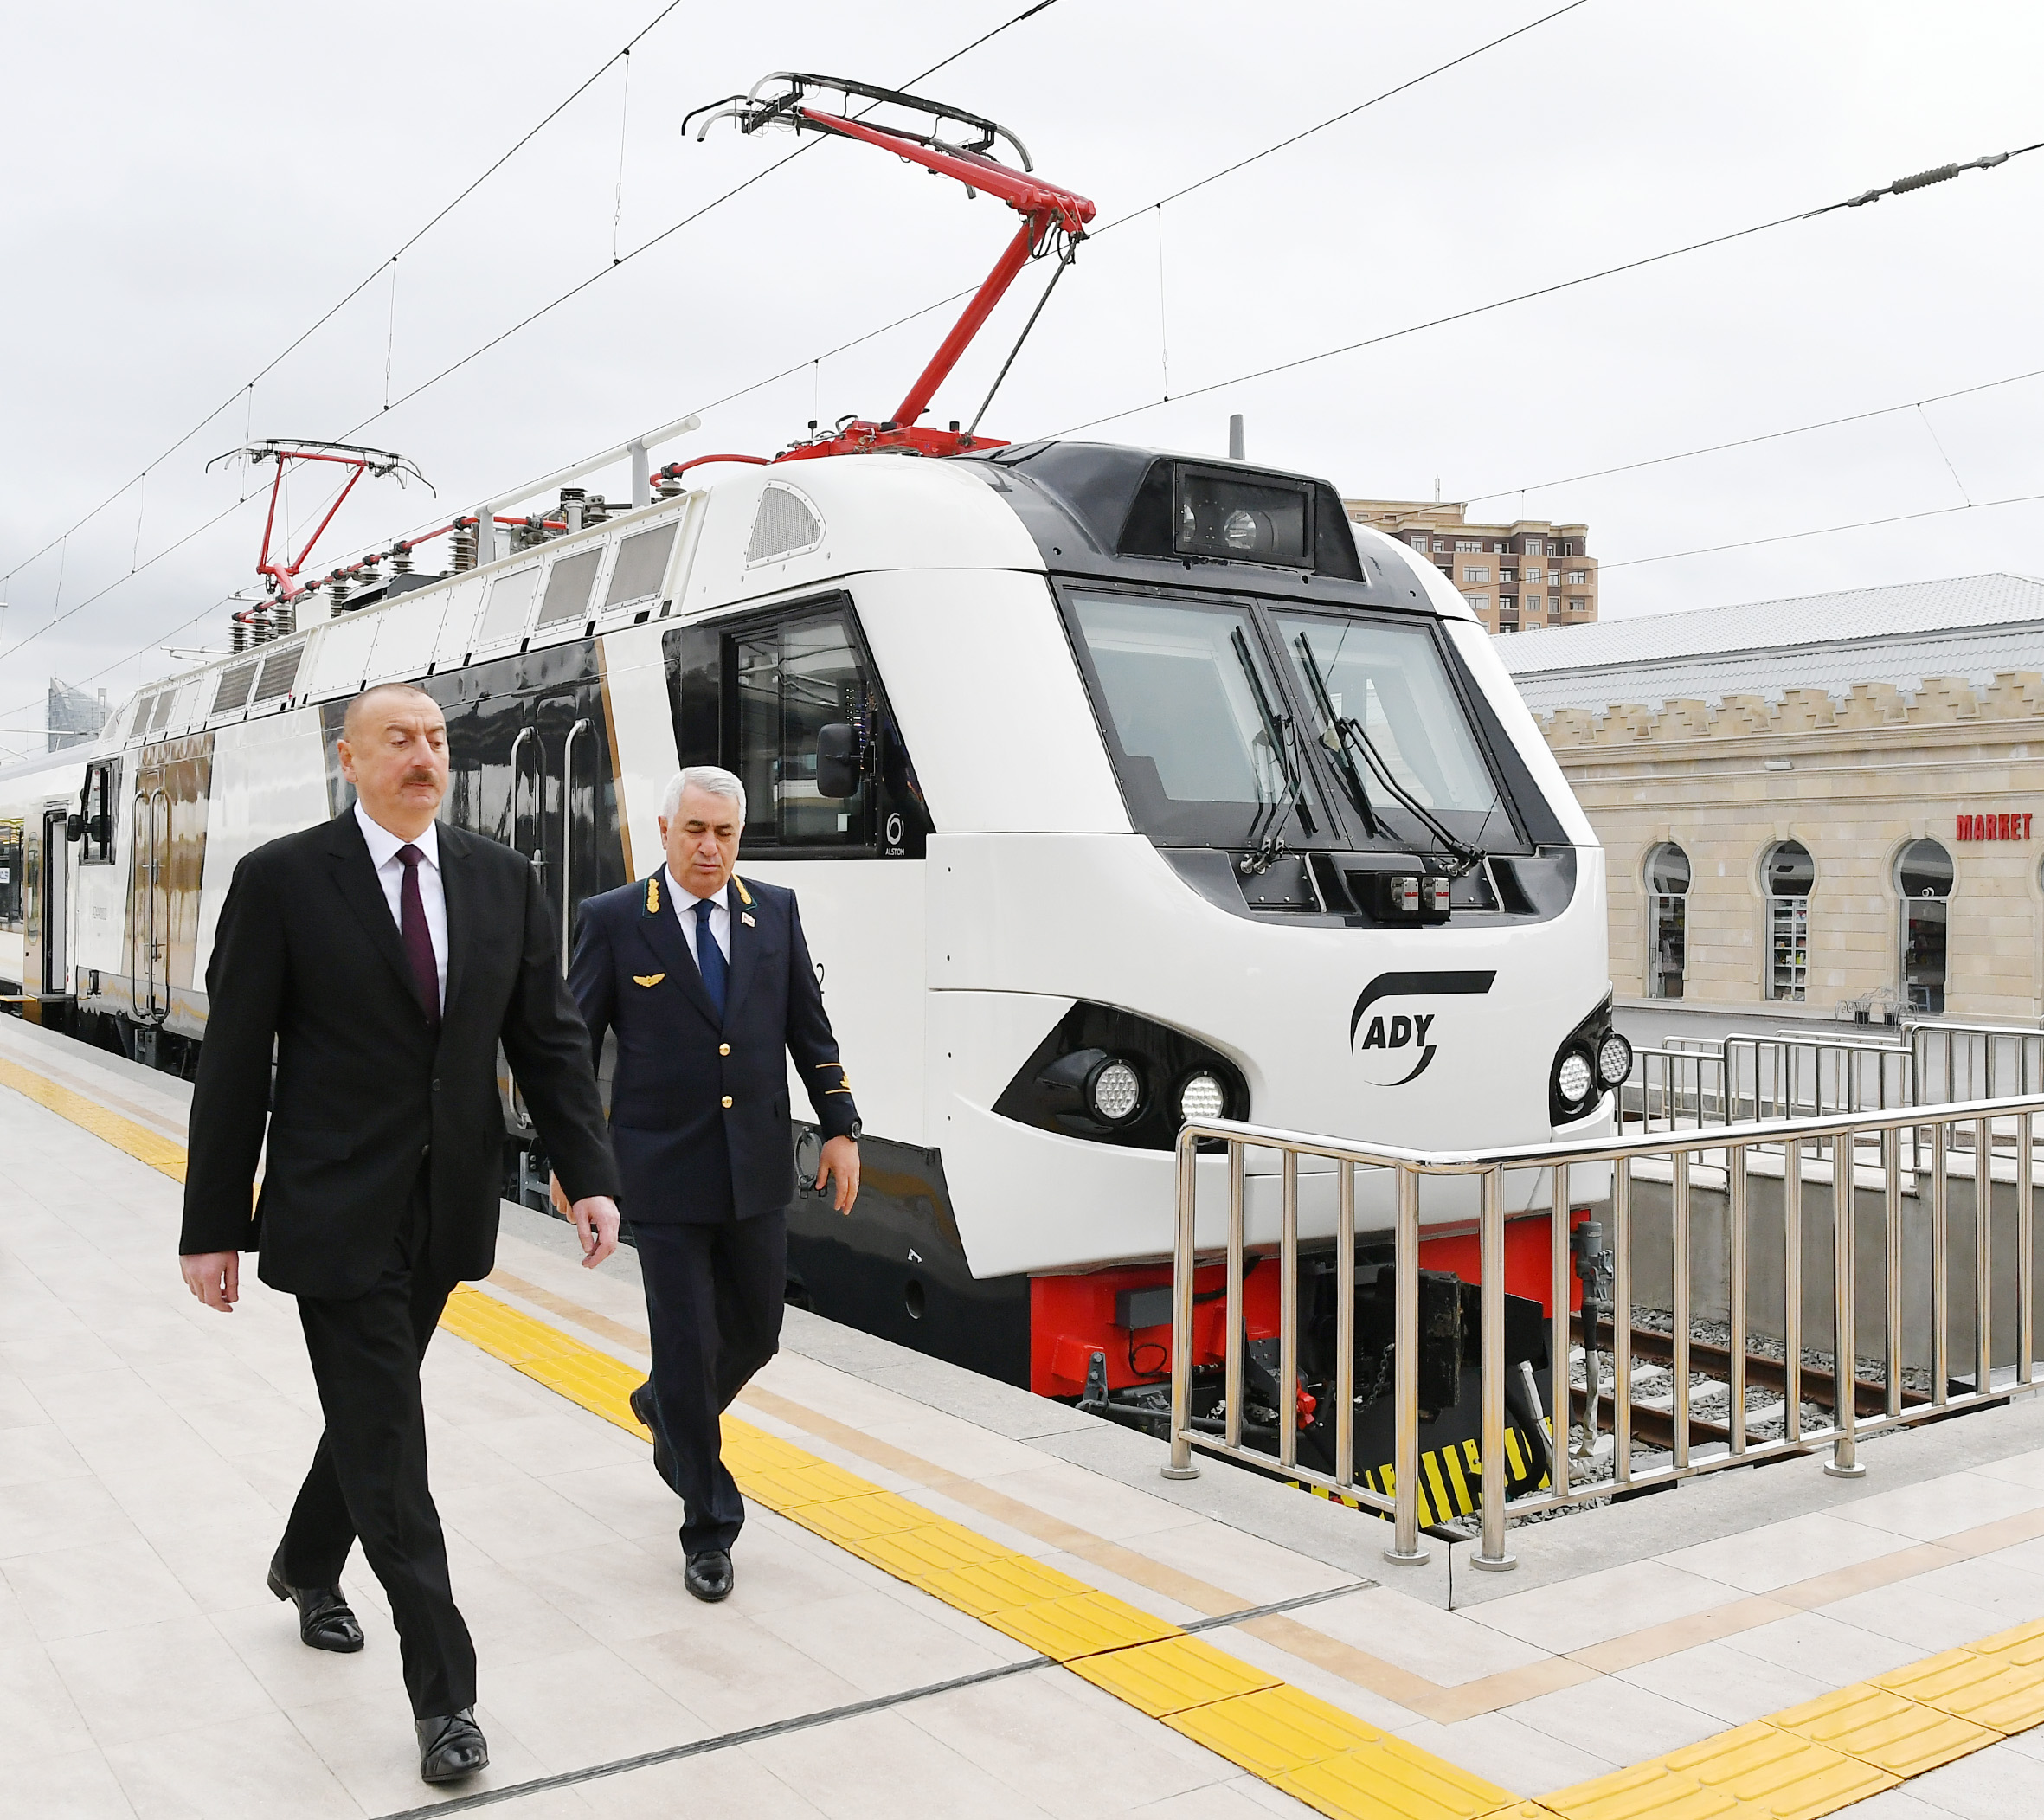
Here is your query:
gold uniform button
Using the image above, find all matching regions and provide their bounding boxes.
[721,1096,733,1109]
[718,1043,730,1056]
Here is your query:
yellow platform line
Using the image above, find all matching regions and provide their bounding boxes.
[10,1040,2044,1818]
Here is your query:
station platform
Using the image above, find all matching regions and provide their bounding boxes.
[10,1016,2044,1817]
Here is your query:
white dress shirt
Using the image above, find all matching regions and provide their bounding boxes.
[355,801,448,1010]
[672,873,731,968]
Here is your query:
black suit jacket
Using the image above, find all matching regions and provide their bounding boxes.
[568,866,857,1224]
[179,811,620,1298]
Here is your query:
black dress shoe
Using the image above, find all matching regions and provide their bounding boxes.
[267,1554,364,1654]
[416,1708,489,1785]
[629,1380,676,1490]
[685,1547,734,1603]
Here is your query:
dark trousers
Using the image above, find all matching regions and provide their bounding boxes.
[634,1212,787,1555]
[280,1181,475,1718]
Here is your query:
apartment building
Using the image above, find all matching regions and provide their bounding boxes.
[1342,498,1597,633]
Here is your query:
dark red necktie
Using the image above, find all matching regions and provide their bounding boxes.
[396,844,441,1030]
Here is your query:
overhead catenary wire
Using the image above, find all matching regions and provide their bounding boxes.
[1598,489,2044,572]
[1053,133,2044,439]
[0,1,1068,717]
[1,0,694,592]
[1462,365,2044,503]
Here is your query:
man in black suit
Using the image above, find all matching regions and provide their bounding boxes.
[177,683,621,1786]
[566,765,858,1602]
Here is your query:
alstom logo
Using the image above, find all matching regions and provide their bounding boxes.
[1348,970,1497,1086]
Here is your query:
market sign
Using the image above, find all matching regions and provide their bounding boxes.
[1957,811,2034,841]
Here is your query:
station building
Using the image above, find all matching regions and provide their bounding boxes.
[1500,573,2044,1023]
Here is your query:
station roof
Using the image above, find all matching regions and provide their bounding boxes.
[1499,572,2044,713]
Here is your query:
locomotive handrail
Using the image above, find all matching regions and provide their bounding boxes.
[1165,1090,2044,1571]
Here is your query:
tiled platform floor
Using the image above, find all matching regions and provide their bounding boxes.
[10,1011,2044,1817]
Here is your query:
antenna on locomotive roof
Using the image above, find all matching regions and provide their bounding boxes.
[684,73,1094,462]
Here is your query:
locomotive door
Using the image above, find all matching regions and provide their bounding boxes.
[510,692,596,976]
[39,806,69,997]
[127,783,170,1024]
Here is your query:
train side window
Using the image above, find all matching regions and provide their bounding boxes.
[731,614,875,850]
[79,760,120,865]
[0,818,21,931]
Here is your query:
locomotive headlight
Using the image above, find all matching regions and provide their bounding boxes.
[1089,1059,1144,1124]
[1178,1071,1227,1125]
[1223,509,1261,551]
[1555,1050,1593,1109]
[1597,1032,1633,1089]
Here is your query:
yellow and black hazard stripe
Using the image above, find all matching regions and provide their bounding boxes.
[1290,1424,1550,1527]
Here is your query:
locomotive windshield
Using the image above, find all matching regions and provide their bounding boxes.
[1066,592,1324,850]
[1065,588,1514,858]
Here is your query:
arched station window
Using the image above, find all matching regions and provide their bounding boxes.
[1764,840,1815,1001]
[1897,839,1954,1014]
[1644,842,1690,1000]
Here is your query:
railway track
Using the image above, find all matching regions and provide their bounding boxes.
[1565,1315,1931,1452]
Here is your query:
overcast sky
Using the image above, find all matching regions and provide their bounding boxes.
[3,1,2041,755]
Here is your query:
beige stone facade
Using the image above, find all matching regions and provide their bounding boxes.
[1540,675,2044,1021]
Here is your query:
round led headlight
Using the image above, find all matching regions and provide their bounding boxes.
[1089,1058,1144,1124]
[1555,1050,1593,1108]
[1223,509,1260,550]
[1597,1031,1633,1089]
[1178,1071,1227,1125]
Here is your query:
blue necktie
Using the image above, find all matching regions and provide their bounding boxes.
[694,895,727,1019]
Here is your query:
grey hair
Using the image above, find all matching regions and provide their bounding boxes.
[661,765,747,826]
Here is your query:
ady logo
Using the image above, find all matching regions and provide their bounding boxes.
[1349,970,1496,1086]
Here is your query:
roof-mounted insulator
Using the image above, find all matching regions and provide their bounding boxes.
[559,487,586,533]
[391,541,414,574]
[449,522,478,571]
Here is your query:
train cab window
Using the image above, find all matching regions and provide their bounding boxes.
[1065,591,1320,850]
[0,819,21,931]
[1271,611,1509,852]
[1897,838,1953,1014]
[1644,842,1690,1000]
[731,614,877,850]
[79,760,120,865]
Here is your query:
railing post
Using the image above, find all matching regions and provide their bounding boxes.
[1827,1129,1866,1478]
[1385,1165,1428,1565]
[1278,1151,1300,1470]
[2022,1109,2035,1389]
[1224,1142,1244,1450]
[1551,1162,1571,1496]
[1884,1124,1903,1420]
[1784,1135,1803,1445]
[1977,1113,1995,1399]
[1335,1161,1356,1489]
[1614,1155,1634,1483]
[1932,1121,1950,1407]
[1729,1142,1748,1455]
[1474,1167,1516,1571]
[1672,1148,1692,1471]
[1162,1130,1202,1482]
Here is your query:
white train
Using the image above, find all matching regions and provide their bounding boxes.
[0,440,1622,1430]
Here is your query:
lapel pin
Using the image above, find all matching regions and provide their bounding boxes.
[742,911,755,927]
[633,973,665,987]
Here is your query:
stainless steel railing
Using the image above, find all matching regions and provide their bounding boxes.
[1164,1092,2043,1571]
[1626,1033,1911,1132]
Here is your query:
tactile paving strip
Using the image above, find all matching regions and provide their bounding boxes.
[14,1043,2044,1820]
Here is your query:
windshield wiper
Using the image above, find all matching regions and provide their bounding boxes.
[1289,632,1379,839]
[1289,632,1482,878]
[1232,627,1314,873]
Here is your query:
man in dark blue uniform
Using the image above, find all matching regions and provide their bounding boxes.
[565,765,859,1602]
